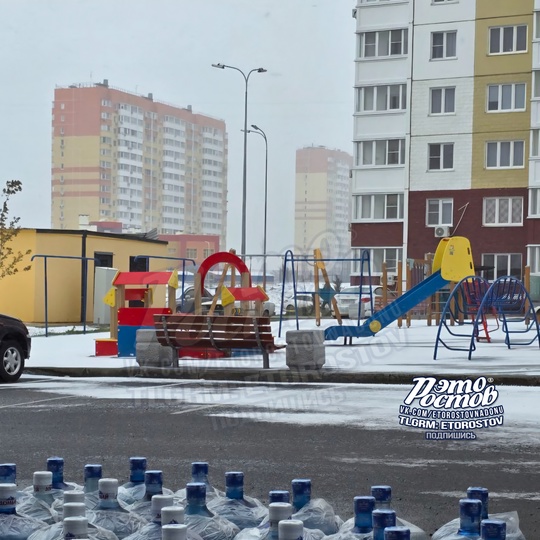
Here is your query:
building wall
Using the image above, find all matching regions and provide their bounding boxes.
[51,82,228,247]
[0,229,172,323]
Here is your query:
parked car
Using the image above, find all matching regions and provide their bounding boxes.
[0,313,32,383]
[282,293,318,316]
[176,286,276,317]
[332,285,398,319]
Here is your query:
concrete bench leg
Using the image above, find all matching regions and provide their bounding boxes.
[285,329,326,371]
[136,329,177,368]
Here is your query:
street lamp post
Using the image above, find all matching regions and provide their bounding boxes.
[248,125,268,290]
[211,63,267,258]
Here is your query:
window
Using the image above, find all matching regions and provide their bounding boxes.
[430,87,455,114]
[431,31,457,59]
[203,248,214,258]
[427,199,453,226]
[482,254,522,280]
[433,0,457,2]
[486,141,525,168]
[356,84,407,112]
[528,245,540,273]
[353,193,404,221]
[428,143,454,170]
[483,197,523,226]
[489,25,527,54]
[186,248,197,259]
[356,139,406,166]
[530,188,540,216]
[531,130,540,157]
[359,29,408,58]
[487,84,526,112]
[352,247,402,275]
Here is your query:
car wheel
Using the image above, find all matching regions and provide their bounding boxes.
[0,340,25,383]
[263,309,270,317]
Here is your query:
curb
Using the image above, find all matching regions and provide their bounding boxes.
[25,367,540,386]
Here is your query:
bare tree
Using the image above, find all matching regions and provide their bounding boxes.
[0,180,32,279]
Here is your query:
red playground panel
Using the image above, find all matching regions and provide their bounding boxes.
[118,307,172,327]
[113,272,175,286]
[95,338,118,357]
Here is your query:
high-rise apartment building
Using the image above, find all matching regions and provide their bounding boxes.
[51,80,228,247]
[295,146,352,274]
[351,0,540,283]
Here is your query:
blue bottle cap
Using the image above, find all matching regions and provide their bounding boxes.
[384,526,411,540]
[353,496,376,533]
[225,471,244,488]
[291,478,311,495]
[186,482,206,500]
[47,457,64,471]
[84,464,102,480]
[269,490,290,503]
[372,509,397,529]
[481,519,506,539]
[130,457,147,470]
[371,485,392,503]
[467,487,489,519]
[192,462,209,476]
[0,464,16,483]
[459,498,482,535]
[145,470,163,484]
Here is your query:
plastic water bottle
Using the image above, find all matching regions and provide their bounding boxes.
[269,491,290,504]
[47,457,80,491]
[130,471,170,521]
[279,519,303,540]
[467,489,488,521]
[162,524,188,540]
[92,478,148,539]
[174,462,222,504]
[432,498,482,540]
[50,490,86,521]
[481,520,506,540]
[119,458,148,507]
[0,483,48,540]
[384,527,411,540]
[0,463,17,483]
[290,479,341,535]
[208,472,267,529]
[16,472,58,524]
[336,495,375,537]
[234,501,293,540]
[120,495,175,540]
[184,483,240,540]
[83,465,102,511]
[372,509,396,540]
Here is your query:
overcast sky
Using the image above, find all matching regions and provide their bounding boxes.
[0,0,355,259]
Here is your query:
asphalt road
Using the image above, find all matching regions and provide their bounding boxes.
[1,376,538,538]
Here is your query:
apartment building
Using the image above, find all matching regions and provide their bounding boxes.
[51,80,228,247]
[351,0,539,282]
[295,146,353,276]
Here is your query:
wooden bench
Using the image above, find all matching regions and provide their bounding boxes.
[153,314,283,369]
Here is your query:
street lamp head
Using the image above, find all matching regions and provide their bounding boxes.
[211,63,225,69]
[251,124,260,131]
[257,68,267,73]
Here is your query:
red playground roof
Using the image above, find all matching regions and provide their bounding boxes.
[113,271,175,286]
[227,287,268,301]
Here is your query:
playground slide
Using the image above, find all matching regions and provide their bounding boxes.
[324,270,448,340]
[324,236,475,342]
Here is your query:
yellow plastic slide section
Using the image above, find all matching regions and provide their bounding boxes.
[432,236,475,282]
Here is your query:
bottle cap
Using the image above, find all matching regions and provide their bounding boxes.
[372,509,397,529]
[353,496,376,532]
[99,478,119,498]
[130,457,147,470]
[291,479,311,494]
[467,487,489,518]
[33,471,53,492]
[371,485,392,504]
[63,516,88,537]
[481,519,506,539]
[354,495,376,514]
[269,502,293,522]
[162,524,188,540]
[151,494,175,513]
[279,519,304,540]
[162,505,185,525]
[459,498,482,535]
[63,502,86,518]
[47,456,64,471]
[269,490,290,503]
[0,464,16,483]
[145,470,163,485]
[225,471,244,488]
[64,491,85,504]
[186,482,206,500]
[384,526,411,540]
[84,464,102,480]
[0,483,17,510]
[192,462,208,476]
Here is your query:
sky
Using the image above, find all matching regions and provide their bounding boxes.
[0,0,355,257]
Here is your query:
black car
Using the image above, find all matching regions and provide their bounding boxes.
[0,313,31,383]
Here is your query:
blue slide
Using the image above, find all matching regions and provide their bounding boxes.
[324,270,449,341]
